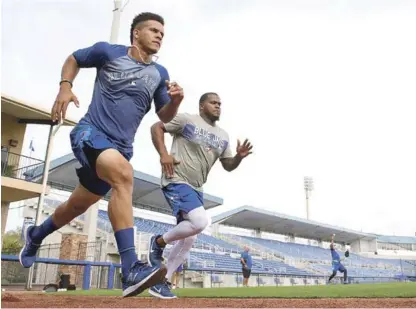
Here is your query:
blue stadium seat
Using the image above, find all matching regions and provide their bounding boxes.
[94,210,406,279]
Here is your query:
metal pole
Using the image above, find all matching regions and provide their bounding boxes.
[26,121,62,290]
[304,176,313,220]
[109,0,122,43]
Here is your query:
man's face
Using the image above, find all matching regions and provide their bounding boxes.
[201,94,221,121]
[134,20,164,54]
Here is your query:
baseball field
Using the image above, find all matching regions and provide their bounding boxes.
[2,282,416,308]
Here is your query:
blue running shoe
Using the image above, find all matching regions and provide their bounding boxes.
[122,261,167,297]
[19,225,40,268]
[149,281,177,299]
[147,234,164,267]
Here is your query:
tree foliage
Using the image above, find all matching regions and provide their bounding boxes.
[2,227,23,255]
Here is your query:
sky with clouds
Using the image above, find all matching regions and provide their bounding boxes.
[2,0,416,237]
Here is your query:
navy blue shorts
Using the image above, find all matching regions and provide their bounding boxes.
[69,123,132,196]
[162,183,204,224]
[333,263,346,273]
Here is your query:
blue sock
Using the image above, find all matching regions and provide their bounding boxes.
[30,216,58,244]
[115,228,138,279]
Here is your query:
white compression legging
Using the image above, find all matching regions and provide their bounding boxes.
[162,206,209,244]
[165,235,197,280]
[162,207,210,281]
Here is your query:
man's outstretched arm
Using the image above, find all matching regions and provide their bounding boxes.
[220,155,243,172]
[51,55,80,122]
[52,42,110,122]
[60,55,80,86]
[220,138,253,172]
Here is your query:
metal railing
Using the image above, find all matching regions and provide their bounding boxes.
[2,254,411,291]
[179,268,408,289]
[19,202,416,281]
[1,148,44,182]
[1,241,106,288]
[1,255,119,290]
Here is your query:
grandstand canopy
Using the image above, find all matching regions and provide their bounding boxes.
[2,94,77,126]
[212,206,376,244]
[376,235,416,244]
[26,153,223,215]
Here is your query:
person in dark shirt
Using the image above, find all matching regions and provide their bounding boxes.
[19,12,184,298]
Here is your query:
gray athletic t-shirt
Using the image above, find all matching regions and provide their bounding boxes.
[162,113,233,191]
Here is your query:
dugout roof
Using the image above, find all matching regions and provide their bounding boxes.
[25,153,223,215]
[212,206,376,244]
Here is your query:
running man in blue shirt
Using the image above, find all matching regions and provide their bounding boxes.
[328,234,348,284]
[18,12,184,298]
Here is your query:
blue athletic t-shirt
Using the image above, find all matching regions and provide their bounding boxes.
[331,248,341,265]
[72,41,170,154]
[241,251,252,269]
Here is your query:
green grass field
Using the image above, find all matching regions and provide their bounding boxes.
[55,282,416,298]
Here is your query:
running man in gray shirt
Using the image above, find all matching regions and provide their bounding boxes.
[147,92,253,299]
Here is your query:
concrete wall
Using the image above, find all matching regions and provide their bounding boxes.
[1,177,46,202]
[1,113,26,155]
[351,239,377,253]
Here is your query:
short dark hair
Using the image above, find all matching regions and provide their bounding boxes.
[199,92,218,105]
[130,12,164,44]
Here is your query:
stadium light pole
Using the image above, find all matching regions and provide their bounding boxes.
[110,0,130,44]
[304,176,314,220]
[25,121,63,290]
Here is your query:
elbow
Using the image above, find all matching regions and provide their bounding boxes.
[221,160,232,172]
[159,113,174,124]
[157,102,180,123]
[151,122,165,135]
[157,107,175,123]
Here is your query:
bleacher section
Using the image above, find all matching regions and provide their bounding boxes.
[18,184,415,291]
[36,200,413,281]
[190,251,312,276]
[239,235,408,277]
[94,210,413,279]
[96,210,313,276]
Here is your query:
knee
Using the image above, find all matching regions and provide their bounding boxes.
[192,215,209,234]
[111,163,134,190]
